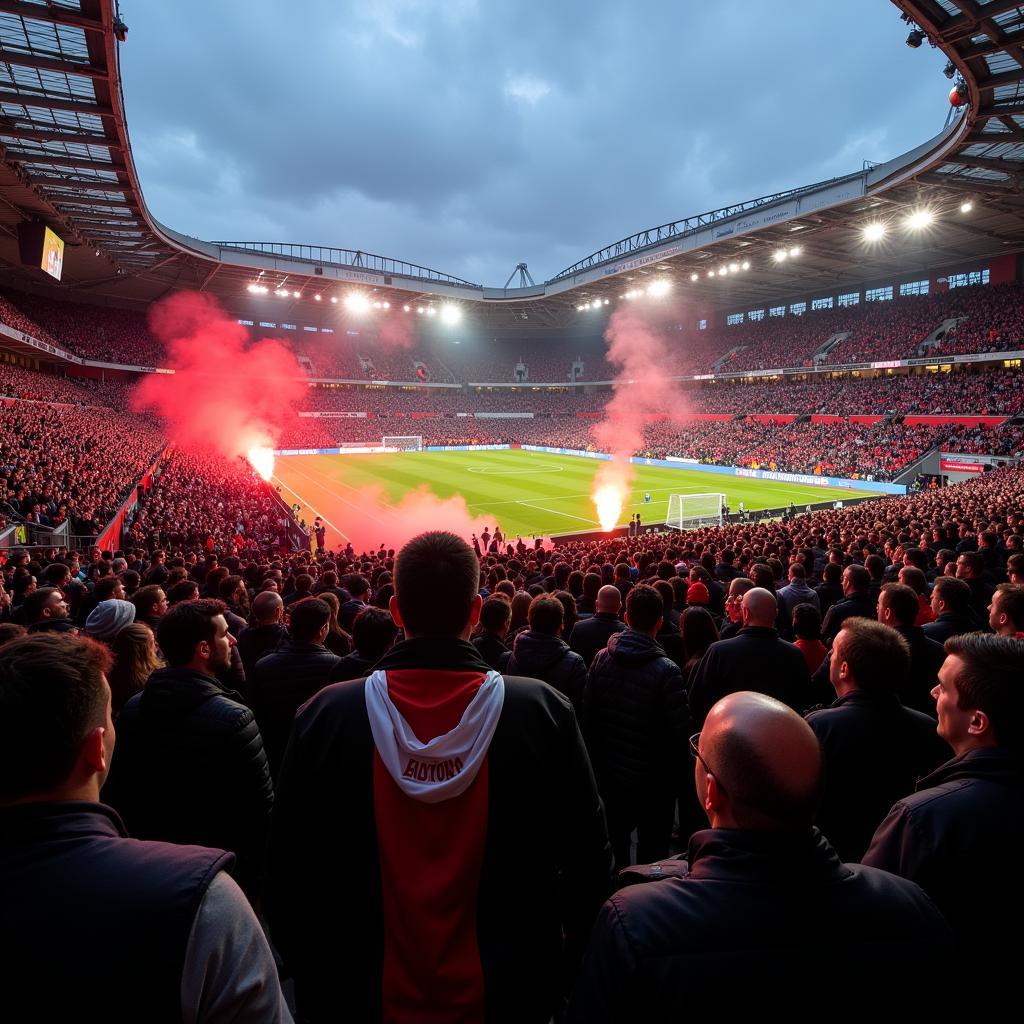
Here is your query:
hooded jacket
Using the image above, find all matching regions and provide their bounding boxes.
[102,667,273,897]
[569,828,953,1023]
[583,629,690,795]
[569,611,626,669]
[507,628,587,708]
[266,637,613,1024]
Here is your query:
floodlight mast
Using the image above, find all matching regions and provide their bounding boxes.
[504,263,536,289]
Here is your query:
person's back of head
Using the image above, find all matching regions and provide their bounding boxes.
[822,562,843,586]
[682,606,719,663]
[903,547,928,571]
[527,595,564,637]
[879,583,920,630]
[624,584,663,636]
[956,551,984,579]
[788,564,807,583]
[582,572,602,604]
[289,597,331,645]
[346,574,370,601]
[697,691,823,831]
[392,532,480,639]
[252,589,284,626]
[614,562,630,582]
[865,554,885,582]
[0,633,113,803]
[844,564,870,594]
[898,566,928,596]
[351,606,399,661]
[750,564,774,592]
[166,579,199,606]
[156,599,228,670]
[941,633,1024,751]
[596,584,621,616]
[933,575,971,615]
[41,563,70,588]
[653,580,675,620]
[108,623,160,714]
[830,618,910,696]
[990,583,1024,635]
[93,576,123,602]
[792,602,822,642]
[480,595,512,636]
[741,588,778,629]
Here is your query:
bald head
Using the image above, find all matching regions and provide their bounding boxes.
[596,585,622,615]
[252,590,284,624]
[741,587,778,628]
[699,691,823,830]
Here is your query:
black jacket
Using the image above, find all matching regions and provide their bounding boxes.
[863,747,1024,992]
[251,641,345,778]
[688,626,811,726]
[805,690,951,861]
[922,611,976,645]
[569,612,626,669]
[102,667,273,897]
[568,828,953,1023]
[583,629,690,796]
[814,580,844,618]
[472,631,511,672]
[236,622,289,680]
[508,629,588,708]
[329,650,377,682]
[894,624,946,715]
[821,590,876,642]
[266,637,614,1024]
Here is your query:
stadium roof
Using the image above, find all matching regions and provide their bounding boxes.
[1,0,1023,329]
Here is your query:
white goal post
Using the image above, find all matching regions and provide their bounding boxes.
[382,435,423,451]
[665,492,726,530]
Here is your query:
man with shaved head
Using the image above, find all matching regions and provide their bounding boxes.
[569,584,625,668]
[688,588,811,726]
[236,590,288,680]
[569,692,953,1022]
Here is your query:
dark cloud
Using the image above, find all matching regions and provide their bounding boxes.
[121,1,950,284]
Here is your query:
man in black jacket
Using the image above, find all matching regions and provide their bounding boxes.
[923,575,976,644]
[251,597,344,778]
[877,582,946,713]
[805,618,950,861]
[688,588,810,726]
[569,584,625,668]
[507,594,588,708]
[821,564,875,643]
[864,633,1024,1010]
[472,594,513,671]
[955,550,994,623]
[569,691,953,1023]
[0,632,290,1023]
[236,590,289,679]
[102,599,274,900]
[584,585,690,867]
[330,605,398,682]
[267,531,612,1024]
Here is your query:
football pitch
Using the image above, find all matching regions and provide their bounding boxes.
[272,448,886,545]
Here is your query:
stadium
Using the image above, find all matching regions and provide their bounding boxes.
[1,1,1023,1021]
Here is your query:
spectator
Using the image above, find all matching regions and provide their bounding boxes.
[131,584,168,633]
[955,549,994,623]
[805,619,950,860]
[339,574,370,631]
[236,590,288,679]
[267,531,613,1023]
[923,576,976,643]
[0,633,291,1023]
[23,587,75,635]
[472,594,513,671]
[569,692,953,1022]
[989,582,1024,637]
[507,594,588,708]
[107,622,161,717]
[569,584,625,669]
[814,561,844,619]
[689,589,811,726]
[84,598,136,645]
[877,582,947,714]
[317,590,353,657]
[251,597,345,778]
[792,602,828,676]
[678,605,720,683]
[584,585,690,866]
[864,634,1024,1009]
[102,600,273,899]
[777,563,819,622]
[330,605,399,681]
[719,576,754,640]
[821,564,875,643]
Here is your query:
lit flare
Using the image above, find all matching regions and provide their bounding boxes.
[247,445,275,482]
[593,485,624,532]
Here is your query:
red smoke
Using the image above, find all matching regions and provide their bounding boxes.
[376,312,416,350]
[591,307,691,527]
[131,292,307,459]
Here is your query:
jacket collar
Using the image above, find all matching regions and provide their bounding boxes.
[687,827,850,884]
[375,636,493,675]
[916,747,1024,791]
[0,800,127,843]
[830,689,903,711]
[737,625,780,639]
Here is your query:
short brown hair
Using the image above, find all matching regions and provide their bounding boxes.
[836,618,910,694]
[528,595,564,636]
[0,634,112,799]
[993,583,1024,630]
[880,583,919,628]
[945,633,1024,748]
[394,532,480,637]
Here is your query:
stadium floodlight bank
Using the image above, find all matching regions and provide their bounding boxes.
[666,493,726,530]
[382,436,423,451]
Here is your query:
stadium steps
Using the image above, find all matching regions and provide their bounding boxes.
[811,331,850,364]
[914,317,970,357]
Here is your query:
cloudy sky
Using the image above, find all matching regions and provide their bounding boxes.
[120,1,949,287]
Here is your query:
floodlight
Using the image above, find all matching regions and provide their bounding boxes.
[577,305,584,312]
[440,303,461,324]
[403,304,411,312]
[690,272,699,282]
[907,209,934,230]
[330,296,338,303]
[773,250,788,263]
[863,222,887,242]
[943,61,956,79]
[314,294,321,301]
[718,267,728,276]
[741,261,750,270]
[426,306,437,317]
[789,247,801,258]
[292,291,300,298]
[707,270,715,278]
[417,307,424,314]
[960,200,973,214]
[383,301,390,309]
[344,292,371,313]
[647,279,671,297]
[603,298,610,305]
[728,263,739,273]
[906,29,924,47]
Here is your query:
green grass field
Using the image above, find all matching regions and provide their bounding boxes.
[272,448,886,546]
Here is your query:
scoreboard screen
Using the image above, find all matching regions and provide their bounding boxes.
[41,226,65,281]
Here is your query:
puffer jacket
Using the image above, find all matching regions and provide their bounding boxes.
[582,629,690,795]
[507,629,587,708]
[102,667,273,898]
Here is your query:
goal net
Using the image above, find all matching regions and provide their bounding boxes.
[665,492,726,530]
[382,435,423,451]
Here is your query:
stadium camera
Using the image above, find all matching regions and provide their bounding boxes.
[943,61,956,79]
[906,29,925,48]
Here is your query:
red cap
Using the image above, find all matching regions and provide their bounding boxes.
[687,582,710,605]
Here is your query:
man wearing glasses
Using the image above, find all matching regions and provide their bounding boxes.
[569,691,952,1022]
